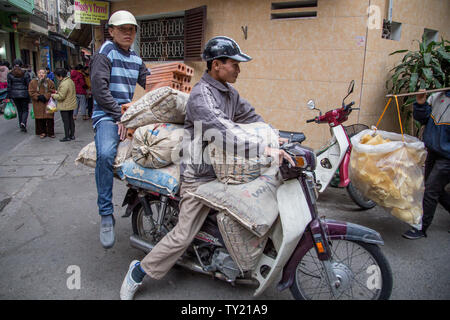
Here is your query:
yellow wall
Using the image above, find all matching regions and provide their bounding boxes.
[111,0,450,149]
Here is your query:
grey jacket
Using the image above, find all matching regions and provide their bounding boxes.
[180,72,266,182]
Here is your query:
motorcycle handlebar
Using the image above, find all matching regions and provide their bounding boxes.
[343,101,355,110]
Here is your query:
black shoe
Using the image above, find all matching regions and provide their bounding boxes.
[60,137,71,142]
[402,228,426,240]
[70,136,75,140]
[20,123,27,132]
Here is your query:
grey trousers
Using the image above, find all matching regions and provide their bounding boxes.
[140,181,211,280]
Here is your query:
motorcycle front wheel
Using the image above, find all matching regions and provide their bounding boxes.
[131,199,179,247]
[290,240,393,300]
[347,182,376,210]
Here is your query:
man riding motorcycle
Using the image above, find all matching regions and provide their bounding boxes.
[120,36,294,300]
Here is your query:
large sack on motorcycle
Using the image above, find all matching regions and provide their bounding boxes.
[217,211,268,272]
[120,86,189,128]
[350,129,427,229]
[189,169,282,237]
[116,158,180,197]
[207,122,279,184]
[75,139,132,169]
[132,123,184,169]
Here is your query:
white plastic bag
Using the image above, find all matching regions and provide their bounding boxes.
[350,129,427,229]
[46,97,57,113]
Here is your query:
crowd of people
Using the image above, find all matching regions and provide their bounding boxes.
[1,58,93,142]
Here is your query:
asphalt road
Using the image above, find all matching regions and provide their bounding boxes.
[0,112,449,300]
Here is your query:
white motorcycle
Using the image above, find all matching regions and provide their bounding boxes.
[123,134,392,299]
[281,80,376,210]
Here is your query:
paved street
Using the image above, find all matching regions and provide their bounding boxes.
[0,112,449,300]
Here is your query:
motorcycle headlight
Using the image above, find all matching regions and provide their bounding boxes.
[286,143,316,171]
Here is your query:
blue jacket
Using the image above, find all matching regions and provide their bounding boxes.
[413,91,450,159]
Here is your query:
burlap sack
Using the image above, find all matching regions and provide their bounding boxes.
[75,140,132,169]
[132,123,184,168]
[217,211,268,272]
[120,86,189,128]
[207,122,279,184]
[189,170,282,237]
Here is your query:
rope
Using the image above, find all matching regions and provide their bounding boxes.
[374,95,405,142]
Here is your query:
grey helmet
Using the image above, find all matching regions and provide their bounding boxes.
[202,36,252,62]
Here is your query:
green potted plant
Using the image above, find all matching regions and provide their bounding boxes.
[386,35,449,136]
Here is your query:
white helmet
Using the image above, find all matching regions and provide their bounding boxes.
[108,10,138,27]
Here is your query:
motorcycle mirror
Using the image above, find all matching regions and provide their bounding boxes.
[342,80,355,107]
[348,80,355,95]
[307,99,316,110]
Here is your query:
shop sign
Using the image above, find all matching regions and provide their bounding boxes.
[74,0,109,25]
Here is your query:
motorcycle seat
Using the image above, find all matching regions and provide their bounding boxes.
[279,130,306,144]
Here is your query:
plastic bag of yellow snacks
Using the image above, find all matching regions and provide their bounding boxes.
[350,129,427,229]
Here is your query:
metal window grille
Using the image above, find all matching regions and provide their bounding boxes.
[139,17,185,61]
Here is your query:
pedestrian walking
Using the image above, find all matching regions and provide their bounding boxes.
[28,69,56,138]
[0,61,9,89]
[403,89,450,239]
[51,68,77,142]
[71,64,88,120]
[82,66,93,118]
[7,59,31,132]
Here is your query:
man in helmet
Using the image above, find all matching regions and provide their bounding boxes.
[120,36,293,300]
[90,10,149,249]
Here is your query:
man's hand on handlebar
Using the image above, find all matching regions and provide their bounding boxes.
[264,146,295,166]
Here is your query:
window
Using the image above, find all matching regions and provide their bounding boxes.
[271,0,318,20]
[139,16,185,61]
[423,29,439,44]
[138,6,206,62]
[382,20,402,41]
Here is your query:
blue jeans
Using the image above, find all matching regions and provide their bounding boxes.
[95,120,120,216]
[74,94,87,116]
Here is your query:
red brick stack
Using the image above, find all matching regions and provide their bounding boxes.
[146,62,194,93]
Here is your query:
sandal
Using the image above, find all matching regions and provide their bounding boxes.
[40,133,46,139]
[48,135,56,138]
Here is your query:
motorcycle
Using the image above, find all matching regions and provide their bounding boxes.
[122,139,393,300]
[280,80,376,210]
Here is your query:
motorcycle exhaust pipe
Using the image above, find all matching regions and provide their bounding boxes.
[130,234,154,253]
[129,235,259,286]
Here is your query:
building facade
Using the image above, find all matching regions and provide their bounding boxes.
[105,0,449,149]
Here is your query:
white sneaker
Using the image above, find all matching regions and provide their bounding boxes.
[120,260,142,300]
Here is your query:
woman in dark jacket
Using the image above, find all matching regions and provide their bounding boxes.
[7,59,31,132]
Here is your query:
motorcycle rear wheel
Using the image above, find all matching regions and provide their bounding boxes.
[346,182,376,210]
[290,240,393,300]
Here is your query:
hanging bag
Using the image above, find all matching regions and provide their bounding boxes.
[349,96,427,229]
[46,97,57,113]
[3,100,17,120]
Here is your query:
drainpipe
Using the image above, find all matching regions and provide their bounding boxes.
[387,0,393,22]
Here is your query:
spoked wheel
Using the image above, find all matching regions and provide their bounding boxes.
[347,182,376,210]
[290,240,393,300]
[131,200,179,246]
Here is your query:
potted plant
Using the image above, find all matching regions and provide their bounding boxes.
[386,35,449,136]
